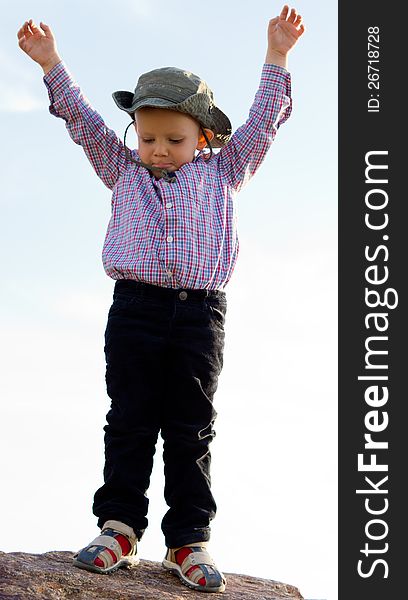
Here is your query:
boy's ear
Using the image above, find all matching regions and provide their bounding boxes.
[197,128,215,150]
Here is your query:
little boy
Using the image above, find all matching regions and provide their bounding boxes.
[18,5,304,594]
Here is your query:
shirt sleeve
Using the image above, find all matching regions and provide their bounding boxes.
[43,61,128,191]
[217,64,292,192]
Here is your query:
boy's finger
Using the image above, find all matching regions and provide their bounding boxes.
[21,22,33,38]
[24,21,34,36]
[268,16,279,30]
[287,8,298,23]
[40,22,53,39]
[17,22,27,39]
[279,4,289,20]
[29,21,44,36]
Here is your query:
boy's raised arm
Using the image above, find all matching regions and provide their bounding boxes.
[18,20,129,191]
[218,5,305,191]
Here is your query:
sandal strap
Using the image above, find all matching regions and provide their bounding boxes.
[75,535,122,567]
[180,550,215,572]
[178,547,224,588]
[102,520,137,545]
[90,534,123,553]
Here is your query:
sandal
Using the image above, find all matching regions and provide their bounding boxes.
[162,543,226,593]
[72,519,139,574]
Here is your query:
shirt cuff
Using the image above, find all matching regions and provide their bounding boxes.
[260,62,291,96]
[43,60,75,99]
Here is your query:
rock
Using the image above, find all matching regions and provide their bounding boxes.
[0,550,304,600]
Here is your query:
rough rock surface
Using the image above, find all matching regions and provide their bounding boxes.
[0,550,304,600]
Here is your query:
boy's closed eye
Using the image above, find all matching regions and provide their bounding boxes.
[141,138,184,144]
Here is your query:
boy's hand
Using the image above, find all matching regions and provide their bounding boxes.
[265,5,305,68]
[17,20,61,74]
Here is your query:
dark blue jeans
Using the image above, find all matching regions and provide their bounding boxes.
[92,280,226,548]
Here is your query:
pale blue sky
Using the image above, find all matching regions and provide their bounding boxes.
[1,2,337,599]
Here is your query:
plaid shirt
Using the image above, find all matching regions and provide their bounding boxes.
[44,62,292,290]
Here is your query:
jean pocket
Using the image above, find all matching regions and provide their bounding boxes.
[206,302,226,330]
[108,292,143,315]
[206,294,227,313]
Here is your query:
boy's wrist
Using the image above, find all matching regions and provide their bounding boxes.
[265,50,288,69]
[42,55,62,75]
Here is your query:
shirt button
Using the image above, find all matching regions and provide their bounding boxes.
[179,291,188,301]
[165,202,173,208]
[166,270,173,278]
[166,235,173,243]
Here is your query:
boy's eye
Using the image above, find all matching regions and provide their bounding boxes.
[141,138,182,144]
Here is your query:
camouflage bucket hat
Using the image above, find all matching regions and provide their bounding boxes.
[112,66,232,148]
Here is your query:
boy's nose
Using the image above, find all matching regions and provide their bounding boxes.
[153,143,169,156]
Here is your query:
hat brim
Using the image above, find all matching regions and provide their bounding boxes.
[112,91,231,148]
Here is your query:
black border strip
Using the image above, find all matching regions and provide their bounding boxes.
[339,1,406,598]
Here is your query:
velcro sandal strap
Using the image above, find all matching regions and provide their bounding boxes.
[199,563,224,587]
[189,566,208,585]
[181,550,215,572]
[102,520,137,545]
[76,535,122,567]
[180,549,223,588]
[89,535,122,555]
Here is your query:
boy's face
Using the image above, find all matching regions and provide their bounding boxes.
[135,107,214,178]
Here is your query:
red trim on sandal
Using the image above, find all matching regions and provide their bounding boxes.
[94,533,132,568]
[175,547,206,587]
